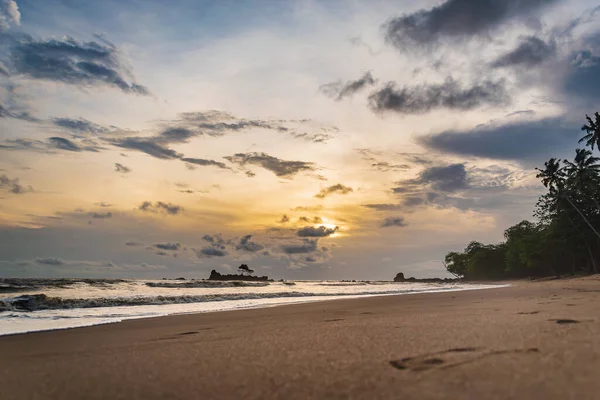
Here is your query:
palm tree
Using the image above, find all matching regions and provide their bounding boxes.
[563,148,600,196]
[580,112,600,151]
[536,158,565,193]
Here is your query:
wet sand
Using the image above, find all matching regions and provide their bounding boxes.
[1,276,599,399]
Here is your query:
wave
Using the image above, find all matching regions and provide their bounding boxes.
[145,281,270,288]
[0,287,461,312]
[0,278,128,291]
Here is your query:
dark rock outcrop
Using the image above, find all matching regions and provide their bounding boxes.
[208,269,270,282]
[394,272,457,283]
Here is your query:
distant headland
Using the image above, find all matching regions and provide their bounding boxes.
[208,264,271,282]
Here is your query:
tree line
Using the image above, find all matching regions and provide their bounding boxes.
[445,112,600,280]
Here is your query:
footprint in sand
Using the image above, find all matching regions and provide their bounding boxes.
[390,347,539,372]
[550,319,580,324]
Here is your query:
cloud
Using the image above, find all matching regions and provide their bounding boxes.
[156,110,336,144]
[180,157,229,169]
[114,163,131,173]
[296,226,338,237]
[125,241,142,246]
[111,137,182,159]
[384,0,559,49]
[95,202,113,207]
[418,117,579,161]
[370,161,411,172]
[90,212,112,219]
[153,243,181,251]
[492,36,556,68]
[53,118,110,135]
[320,72,377,100]
[279,214,290,223]
[281,239,319,254]
[35,257,65,266]
[197,246,228,257]
[48,137,99,152]
[235,235,264,252]
[412,163,469,192]
[362,203,404,211]
[108,136,229,170]
[9,36,150,95]
[299,216,322,224]
[563,32,600,102]
[314,184,353,199]
[0,174,32,194]
[225,152,316,178]
[382,217,408,228]
[369,78,508,114]
[138,201,183,215]
[0,0,20,31]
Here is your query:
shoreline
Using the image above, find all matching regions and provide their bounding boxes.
[0,283,509,337]
[1,276,599,399]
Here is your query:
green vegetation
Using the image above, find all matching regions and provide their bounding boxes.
[445,113,600,280]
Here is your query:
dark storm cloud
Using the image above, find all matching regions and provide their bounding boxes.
[9,36,150,95]
[53,117,109,135]
[280,239,319,254]
[492,36,556,68]
[235,235,264,252]
[314,184,353,199]
[320,72,377,100]
[384,0,559,49]
[0,174,32,194]
[369,78,508,114]
[225,152,316,178]
[418,117,579,161]
[138,201,183,215]
[153,243,181,251]
[114,163,131,173]
[382,217,408,228]
[180,157,229,169]
[296,226,338,237]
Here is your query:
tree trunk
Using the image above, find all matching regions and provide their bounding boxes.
[585,241,599,273]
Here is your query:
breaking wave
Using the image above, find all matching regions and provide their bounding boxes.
[0,287,461,312]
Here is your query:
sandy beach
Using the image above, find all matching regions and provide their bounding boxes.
[1,276,599,399]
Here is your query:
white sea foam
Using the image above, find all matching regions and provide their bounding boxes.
[0,279,505,336]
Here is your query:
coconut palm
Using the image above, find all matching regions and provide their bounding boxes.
[536,158,565,193]
[563,148,600,194]
[580,112,600,151]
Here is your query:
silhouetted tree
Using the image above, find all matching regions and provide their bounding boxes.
[580,112,600,151]
[238,264,254,275]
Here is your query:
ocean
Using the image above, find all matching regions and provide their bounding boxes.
[0,278,502,336]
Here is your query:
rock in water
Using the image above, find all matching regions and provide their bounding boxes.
[394,272,405,282]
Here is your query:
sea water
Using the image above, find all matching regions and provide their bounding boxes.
[0,278,503,336]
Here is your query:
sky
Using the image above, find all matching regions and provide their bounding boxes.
[0,0,599,280]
